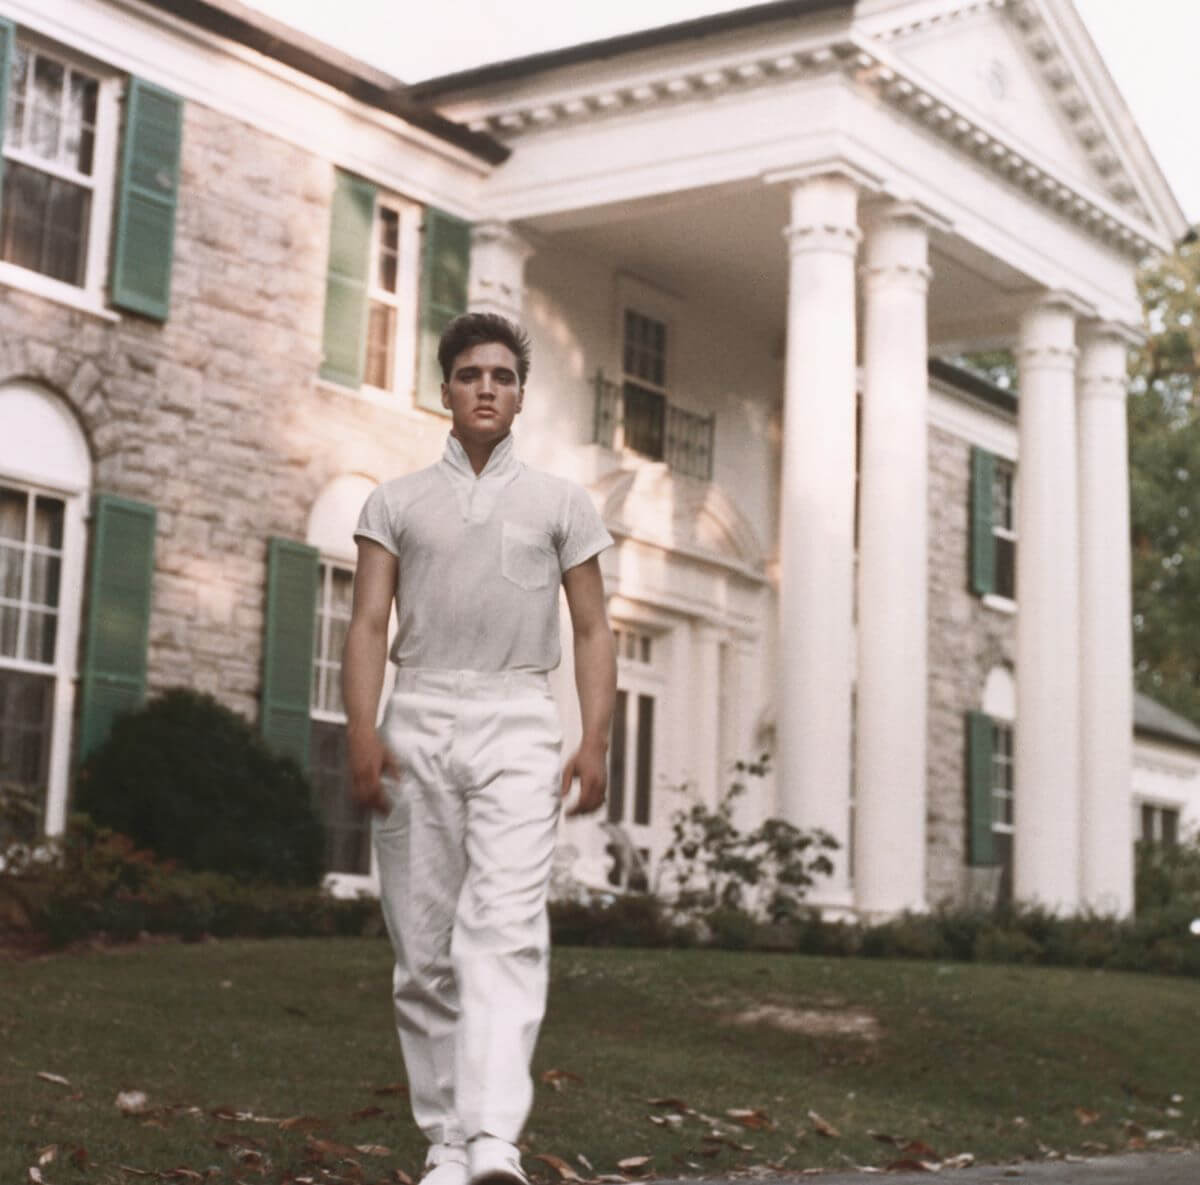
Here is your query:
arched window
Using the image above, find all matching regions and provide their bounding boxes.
[306,474,380,887]
[967,665,1016,902]
[0,383,90,842]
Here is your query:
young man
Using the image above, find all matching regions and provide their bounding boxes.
[342,312,616,1185]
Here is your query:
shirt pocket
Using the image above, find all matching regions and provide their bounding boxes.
[501,521,555,591]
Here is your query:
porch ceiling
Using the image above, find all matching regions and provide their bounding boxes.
[523,181,1038,351]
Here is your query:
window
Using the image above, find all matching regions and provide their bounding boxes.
[970,448,1017,601]
[989,720,1015,902]
[1,44,100,286]
[309,560,370,876]
[1140,804,1180,847]
[0,485,64,842]
[967,667,1015,901]
[363,200,419,393]
[621,310,669,460]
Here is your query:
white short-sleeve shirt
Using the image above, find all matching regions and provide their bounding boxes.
[354,433,613,674]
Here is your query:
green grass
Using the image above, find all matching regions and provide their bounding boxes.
[4,940,1200,1183]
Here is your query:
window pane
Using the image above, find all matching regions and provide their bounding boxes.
[0,606,17,658]
[633,694,654,826]
[377,207,399,292]
[33,497,64,549]
[0,164,89,286]
[66,72,99,175]
[994,535,1016,600]
[45,178,90,286]
[364,301,396,389]
[640,635,652,663]
[30,55,65,161]
[0,668,53,842]
[23,610,56,664]
[0,544,22,599]
[28,554,61,609]
[8,46,28,150]
[622,383,666,459]
[331,568,354,615]
[607,689,627,824]
[0,488,26,541]
[1141,803,1154,842]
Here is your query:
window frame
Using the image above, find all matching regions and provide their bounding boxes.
[0,32,121,315]
[989,458,1017,605]
[359,193,421,401]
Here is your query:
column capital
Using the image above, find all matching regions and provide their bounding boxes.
[467,220,534,322]
[1080,318,1145,349]
[777,168,864,259]
[1016,291,1088,373]
[1078,322,1136,400]
[470,219,534,265]
[861,202,937,293]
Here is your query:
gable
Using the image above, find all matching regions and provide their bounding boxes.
[873,3,1149,222]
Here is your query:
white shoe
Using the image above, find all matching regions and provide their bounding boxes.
[423,1142,468,1185]
[468,1135,529,1185]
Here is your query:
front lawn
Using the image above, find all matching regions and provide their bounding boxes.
[4,939,1199,1182]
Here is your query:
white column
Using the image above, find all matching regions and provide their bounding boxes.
[1078,322,1137,916]
[1014,295,1082,913]
[468,221,533,322]
[777,172,861,900]
[692,622,723,809]
[854,205,936,917]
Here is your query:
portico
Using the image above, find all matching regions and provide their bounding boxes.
[415,0,1186,916]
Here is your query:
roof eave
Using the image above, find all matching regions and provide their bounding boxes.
[136,0,510,165]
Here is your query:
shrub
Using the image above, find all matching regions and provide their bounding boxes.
[1135,838,1200,914]
[76,688,324,886]
[657,756,839,924]
[550,892,683,948]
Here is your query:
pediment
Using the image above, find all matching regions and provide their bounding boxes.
[871,2,1150,222]
[593,464,765,576]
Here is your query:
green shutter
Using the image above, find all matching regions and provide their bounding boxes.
[262,538,319,770]
[966,711,996,867]
[110,78,183,320]
[416,207,471,412]
[78,495,157,761]
[0,20,14,201]
[969,446,996,597]
[319,171,376,387]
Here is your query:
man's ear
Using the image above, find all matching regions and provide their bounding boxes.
[515,387,525,414]
[441,382,450,410]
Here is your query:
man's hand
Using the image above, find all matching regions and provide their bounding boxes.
[347,723,395,816]
[560,737,608,816]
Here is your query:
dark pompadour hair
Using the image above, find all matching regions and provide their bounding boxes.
[437,312,532,386]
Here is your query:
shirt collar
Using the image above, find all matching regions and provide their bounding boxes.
[440,432,521,522]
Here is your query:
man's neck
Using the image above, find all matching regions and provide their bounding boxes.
[452,429,508,476]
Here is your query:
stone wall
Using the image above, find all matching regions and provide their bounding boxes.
[0,99,448,724]
[925,420,1016,907]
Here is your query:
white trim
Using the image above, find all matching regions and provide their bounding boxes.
[0,260,120,321]
[4,0,490,219]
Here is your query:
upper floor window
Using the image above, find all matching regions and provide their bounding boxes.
[970,447,1017,602]
[621,309,669,460]
[0,27,182,320]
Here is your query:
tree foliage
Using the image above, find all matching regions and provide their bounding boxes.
[1128,239,1200,724]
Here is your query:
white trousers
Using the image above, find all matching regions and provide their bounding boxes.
[373,668,563,1146]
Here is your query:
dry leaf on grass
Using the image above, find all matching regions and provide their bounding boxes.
[36,1147,57,1167]
[616,1155,652,1174]
[942,1153,975,1169]
[354,1144,391,1158]
[116,1090,151,1116]
[531,1153,581,1180]
[647,1097,691,1111]
[280,1116,328,1132]
[540,1069,583,1093]
[1075,1108,1100,1126]
[304,1136,362,1163]
[373,1083,409,1096]
[27,1170,46,1185]
[393,1171,415,1185]
[727,1107,774,1131]
[701,1134,753,1153]
[899,1140,939,1162]
[349,1106,386,1122]
[647,1113,683,1129]
[807,1110,840,1139]
[36,1072,71,1089]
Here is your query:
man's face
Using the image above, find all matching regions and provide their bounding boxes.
[441,341,524,446]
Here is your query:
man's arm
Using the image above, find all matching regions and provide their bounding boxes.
[561,556,616,815]
[342,539,398,815]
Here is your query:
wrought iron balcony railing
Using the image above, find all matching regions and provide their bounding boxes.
[592,370,715,481]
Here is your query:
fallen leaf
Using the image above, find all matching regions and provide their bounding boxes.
[304,1136,361,1163]
[36,1073,71,1088]
[1075,1108,1100,1126]
[532,1154,581,1181]
[1124,1120,1147,1138]
[162,1170,204,1182]
[354,1145,391,1158]
[540,1069,583,1093]
[118,1169,153,1178]
[900,1140,939,1161]
[869,1132,902,1146]
[372,1083,409,1096]
[576,1154,594,1173]
[27,1170,45,1185]
[349,1106,386,1121]
[727,1107,774,1130]
[701,1134,753,1153]
[942,1154,975,1169]
[808,1110,840,1139]
[36,1147,57,1167]
[393,1171,414,1185]
[647,1113,683,1129]
[280,1116,327,1132]
[647,1097,691,1111]
[616,1155,652,1174]
[116,1090,151,1116]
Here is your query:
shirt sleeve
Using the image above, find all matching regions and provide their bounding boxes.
[557,480,614,574]
[353,484,399,557]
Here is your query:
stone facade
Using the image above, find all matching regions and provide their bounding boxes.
[925,420,1016,907]
[1,99,447,726]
